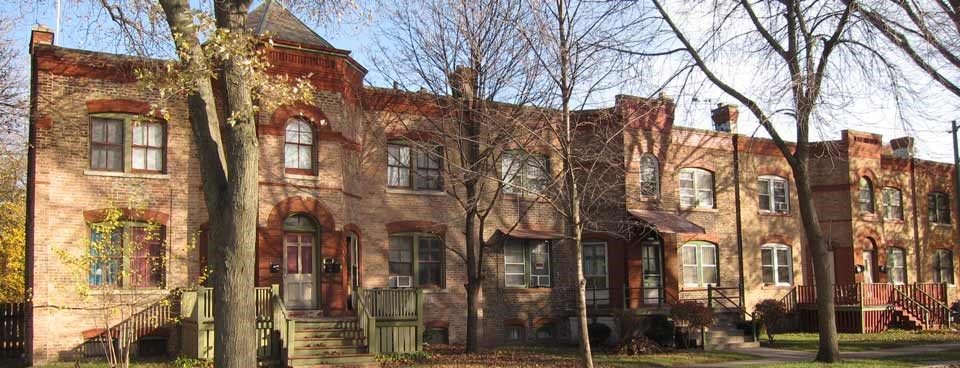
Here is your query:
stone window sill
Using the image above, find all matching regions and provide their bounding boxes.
[422,288,450,294]
[386,188,447,196]
[86,288,169,296]
[761,284,794,290]
[284,173,321,181]
[84,170,169,180]
[679,207,718,213]
[504,287,552,293]
[758,211,791,217]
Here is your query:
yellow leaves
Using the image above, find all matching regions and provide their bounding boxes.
[0,200,25,303]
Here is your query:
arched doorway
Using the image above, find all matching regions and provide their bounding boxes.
[283,214,319,309]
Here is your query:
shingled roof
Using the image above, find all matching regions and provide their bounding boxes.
[247,0,334,49]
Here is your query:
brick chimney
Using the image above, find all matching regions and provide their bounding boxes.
[711,103,739,133]
[890,136,914,159]
[448,66,477,100]
[30,24,54,54]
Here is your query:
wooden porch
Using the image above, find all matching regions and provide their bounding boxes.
[786,283,953,333]
[179,286,424,366]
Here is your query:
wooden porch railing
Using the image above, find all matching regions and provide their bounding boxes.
[181,286,276,360]
[362,288,421,320]
[354,288,379,355]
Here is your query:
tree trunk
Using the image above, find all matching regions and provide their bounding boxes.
[159,0,259,367]
[464,208,481,353]
[792,161,840,362]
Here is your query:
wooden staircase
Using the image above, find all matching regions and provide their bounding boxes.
[285,317,378,368]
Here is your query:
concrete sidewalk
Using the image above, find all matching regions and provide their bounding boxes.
[692,343,960,367]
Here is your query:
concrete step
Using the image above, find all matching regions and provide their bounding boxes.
[293,320,359,330]
[705,335,746,344]
[705,341,760,351]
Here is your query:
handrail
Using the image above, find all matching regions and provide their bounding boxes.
[778,286,798,314]
[892,285,933,328]
[904,284,951,328]
[708,285,759,343]
[270,284,291,362]
[354,288,379,355]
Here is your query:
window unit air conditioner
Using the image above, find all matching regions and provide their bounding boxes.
[775,203,788,213]
[530,275,551,288]
[389,276,413,288]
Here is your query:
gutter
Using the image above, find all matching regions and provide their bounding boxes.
[733,134,746,308]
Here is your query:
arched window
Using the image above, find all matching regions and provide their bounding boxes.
[760,243,792,285]
[882,187,903,221]
[758,176,789,214]
[933,249,954,285]
[681,241,718,287]
[679,168,714,209]
[639,154,659,197]
[886,247,907,285]
[284,118,314,173]
[928,192,951,225]
[858,177,874,214]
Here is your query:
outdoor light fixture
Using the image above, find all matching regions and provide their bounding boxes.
[878,265,887,273]
[855,265,865,273]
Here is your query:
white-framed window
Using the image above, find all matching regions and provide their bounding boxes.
[883,187,903,221]
[760,243,793,286]
[858,177,875,214]
[758,176,789,214]
[679,168,714,209]
[502,151,549,194]
[933,249,954,285]
[639,154,659,197]
[681,241,718,287]
[583,241,609,306]
[887,247,907,285]
[503,239,551,288]
[284,118,314,172]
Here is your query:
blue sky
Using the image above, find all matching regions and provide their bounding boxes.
[4,0,959,163]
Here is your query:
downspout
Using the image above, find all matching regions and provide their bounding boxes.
[733,134,746,308]
[910,155,921,283]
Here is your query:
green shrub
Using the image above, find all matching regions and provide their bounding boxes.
[376,351,432,366]
[754,299,787,342]
[174,356,211,368]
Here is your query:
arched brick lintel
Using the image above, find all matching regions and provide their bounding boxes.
[265,196,337,231]
[759,234,793,246]
[86,99,163,119]
[83,208,170,225]
[265,104,331,135]
[385,220,447,235]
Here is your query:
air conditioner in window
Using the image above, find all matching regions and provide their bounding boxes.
[775,203,788,213]
[389,276,413,288]
[531,275,551,288]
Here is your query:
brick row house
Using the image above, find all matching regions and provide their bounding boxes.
[24,2,959,364]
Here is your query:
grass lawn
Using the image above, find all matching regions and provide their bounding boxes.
[385,344,755,367]
[765,329,960,352]
[749,350,960,367]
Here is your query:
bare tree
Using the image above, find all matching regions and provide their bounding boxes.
[371,0,542,352]
[638,0,912,362]
[515,1,642,366]
[847,0,960,99]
